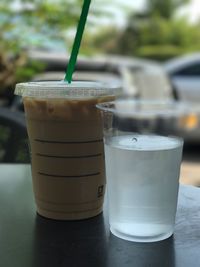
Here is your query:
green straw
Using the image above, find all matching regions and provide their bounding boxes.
[64,0,91,83]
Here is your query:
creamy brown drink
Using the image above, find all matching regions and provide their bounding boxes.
[15,81,120,220]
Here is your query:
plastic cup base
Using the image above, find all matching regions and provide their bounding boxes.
[36,206,103,221]
[110,227,174,243]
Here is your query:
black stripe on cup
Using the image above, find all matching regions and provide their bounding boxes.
[36,153,102,159]
[34,139,103,144]
[38,172,101,178]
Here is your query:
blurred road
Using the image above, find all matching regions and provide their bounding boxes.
[180,144,200,187]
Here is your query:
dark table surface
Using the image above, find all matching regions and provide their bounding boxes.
[0,164,200,267]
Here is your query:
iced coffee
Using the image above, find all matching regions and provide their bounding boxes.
[15,81,120,220]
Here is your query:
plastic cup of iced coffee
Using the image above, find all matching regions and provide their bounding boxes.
[15,80,121,220]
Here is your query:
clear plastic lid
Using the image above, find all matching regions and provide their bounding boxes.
[15,80,122,98]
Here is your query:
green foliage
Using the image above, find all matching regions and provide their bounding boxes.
[90,27,120,54]
[15,59,45,83]
[135,45,184,61]
[95,0,200,61]
[147,0,189,19]
[0,0,117,94]
[0,0,83,94]
[134,17,200,49]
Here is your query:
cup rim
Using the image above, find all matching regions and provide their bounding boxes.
[15,80,122,98]
[96,99,200,118]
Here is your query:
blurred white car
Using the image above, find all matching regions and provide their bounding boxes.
[164,53,200,102]
[13,50,200,143]
[28,50,173,99]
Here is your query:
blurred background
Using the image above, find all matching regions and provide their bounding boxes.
[0,0,200,185]
[1,0,200,102]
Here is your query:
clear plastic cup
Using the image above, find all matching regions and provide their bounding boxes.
[15,80,121,220]
[97,98,199,242]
